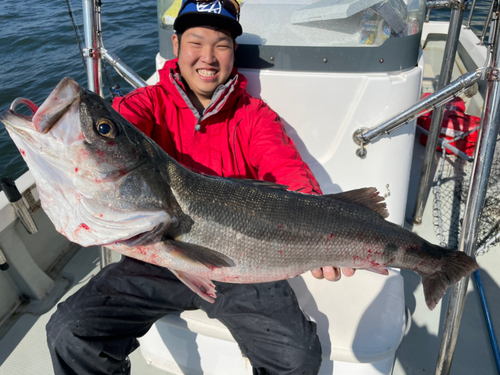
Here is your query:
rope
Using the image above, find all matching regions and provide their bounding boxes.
[65,0,87,75]
[103,61,123,99]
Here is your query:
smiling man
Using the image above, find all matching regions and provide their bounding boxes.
[46,1,355,374]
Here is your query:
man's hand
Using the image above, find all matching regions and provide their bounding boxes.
[311,267,356,281]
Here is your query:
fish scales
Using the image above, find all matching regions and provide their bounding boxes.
[0,77,479,310]
[162,159,449,286]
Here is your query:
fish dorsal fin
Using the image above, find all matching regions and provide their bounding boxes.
[165,239,236,268]
[325,187,389,218]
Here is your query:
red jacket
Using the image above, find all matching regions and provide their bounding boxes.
[112,59,321,194]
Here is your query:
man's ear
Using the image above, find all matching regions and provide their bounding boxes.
[172,34,179,57]
[234,41,238,51]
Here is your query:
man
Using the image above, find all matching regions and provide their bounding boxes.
[46,1,355,373]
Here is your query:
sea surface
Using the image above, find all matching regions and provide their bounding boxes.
[0,0,491,186]
[0,0,158,184]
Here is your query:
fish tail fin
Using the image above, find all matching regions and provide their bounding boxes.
[419,246,478,311]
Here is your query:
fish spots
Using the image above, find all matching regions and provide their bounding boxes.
[278,225,283,230]
[370,260,380,267]
[278,250,283,255]
[75,167,79,173]
[368,249,372,254]
[19,149,26,156]
[108,141,115,146]
[96,150,105,157]
[329,233,335,239]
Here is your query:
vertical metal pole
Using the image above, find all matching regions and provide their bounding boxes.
[413,0,467,224]
[465,0,478,29]
[82,0,102,95]
[95,0,104,96]
[480,0,497,45]
[99,246,113,269]
[435,14,500,375]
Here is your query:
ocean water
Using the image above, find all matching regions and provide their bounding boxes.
[0,0,158,183]
[0,0,490,184]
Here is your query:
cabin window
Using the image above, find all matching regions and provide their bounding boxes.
[158,0,426,47]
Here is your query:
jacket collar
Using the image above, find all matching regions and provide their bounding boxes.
[158,58,247,121]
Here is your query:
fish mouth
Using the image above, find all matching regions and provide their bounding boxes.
[0,98,39,135]
[1,77,80,136]
[9,97,39,121]
[32,77,80,134]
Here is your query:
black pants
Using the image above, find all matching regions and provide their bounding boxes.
[46,257,322,375]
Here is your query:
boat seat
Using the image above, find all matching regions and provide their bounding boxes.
[152,269,406,364]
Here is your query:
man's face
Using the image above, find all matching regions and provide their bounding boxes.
[172,26,236,104]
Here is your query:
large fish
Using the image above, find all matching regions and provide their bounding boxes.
[1,77,478,310]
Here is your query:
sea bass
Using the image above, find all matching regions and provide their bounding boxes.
[0,77,478,310]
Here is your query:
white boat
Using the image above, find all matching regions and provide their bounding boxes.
[0,0,499,374]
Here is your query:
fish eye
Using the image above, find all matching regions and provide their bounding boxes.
[95,118,118,138]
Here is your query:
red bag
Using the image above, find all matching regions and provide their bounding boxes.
[418,94,480,157]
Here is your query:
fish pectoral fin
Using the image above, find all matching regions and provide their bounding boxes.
[170,269,217,303]
[165,240,235,269]
[324,187,389,218]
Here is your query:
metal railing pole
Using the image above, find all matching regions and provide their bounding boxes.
[99,246,113,269]
[479,0,497,45]
[435,14,500,375]
[356,69,482,144]
[427,0,451,9]
[101,50,147,88]
[465,0,478,29]
[82,0,102,95]
[412,0,467,224]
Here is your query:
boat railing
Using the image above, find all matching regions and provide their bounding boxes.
[81,0,146,97]
[354,0,500,372]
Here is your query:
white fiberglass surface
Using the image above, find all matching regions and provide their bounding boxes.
[241,66,423,225]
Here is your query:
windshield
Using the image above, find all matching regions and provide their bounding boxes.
[159,0,426,47]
